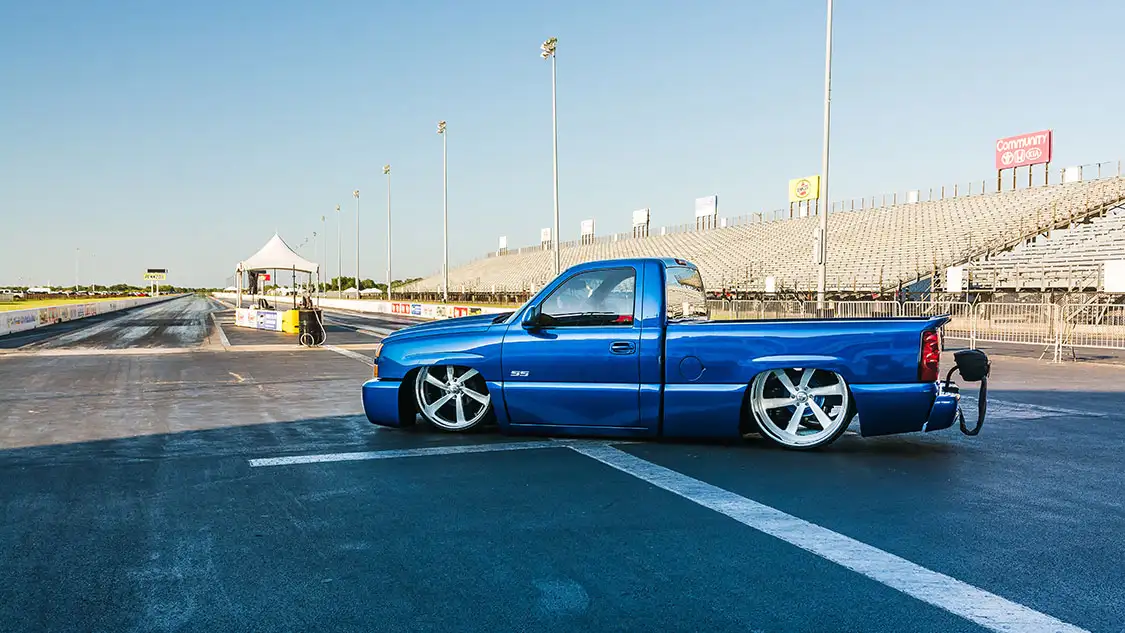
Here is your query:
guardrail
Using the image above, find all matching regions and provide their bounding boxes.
[211,293,512,321]
[0,294,186,338]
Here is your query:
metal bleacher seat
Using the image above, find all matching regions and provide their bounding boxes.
[399,176,1125,295]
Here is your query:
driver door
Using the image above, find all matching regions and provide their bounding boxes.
[501,265,643,430]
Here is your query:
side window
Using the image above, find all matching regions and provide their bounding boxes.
[665,266,708,320]
[539,268,636,327]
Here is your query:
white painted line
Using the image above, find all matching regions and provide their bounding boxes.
[323,318,395,337]
[568,444,1088,633]
[323,344,375,366]
[210,312,231,348]
[248,440,563,467]
[961,396,1105,419]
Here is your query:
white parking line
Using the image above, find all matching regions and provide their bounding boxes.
[322,345,375,366]
[569,443,1088,633]
[248,440,561,467]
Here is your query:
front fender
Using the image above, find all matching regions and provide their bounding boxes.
[375,329,505,381]
[365,329,506,429]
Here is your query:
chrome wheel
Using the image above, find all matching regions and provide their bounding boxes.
[414,365,492,431]
[748,368,851,450]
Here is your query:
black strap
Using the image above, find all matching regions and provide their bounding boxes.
[958,375,986,436]
[946,366,987,436]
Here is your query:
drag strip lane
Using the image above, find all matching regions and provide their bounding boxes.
[19,295,218,351]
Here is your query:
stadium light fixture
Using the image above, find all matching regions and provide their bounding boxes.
[816,0,834,310]
[354,189,361,296]
[541,37,561,276]
[438,121,448,302]
[384,164,392,300]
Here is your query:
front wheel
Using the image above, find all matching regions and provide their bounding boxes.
[746,367,854,450]
[414,365,493,432]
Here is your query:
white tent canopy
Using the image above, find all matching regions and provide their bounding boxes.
[360,287,383,295]
[239,233,319,274]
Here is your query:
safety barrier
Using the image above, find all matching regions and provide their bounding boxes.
[0,295,186,338]
[211,293,511,322]
[1062,303,1125,350]
[706,299,1125,356]
[211,293,1125,356]
[901,301,976,346]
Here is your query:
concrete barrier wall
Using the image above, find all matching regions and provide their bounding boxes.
[212,293,513,321]
[0,295,186,337]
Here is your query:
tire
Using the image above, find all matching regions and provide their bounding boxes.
[414,365,493,432]
[746,367,854,450]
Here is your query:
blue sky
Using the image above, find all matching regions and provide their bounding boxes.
[2,0,1123,288]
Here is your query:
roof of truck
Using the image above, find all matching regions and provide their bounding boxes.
[565,257,696,272]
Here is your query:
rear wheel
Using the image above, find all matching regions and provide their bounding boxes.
[414,365,493,431]
[747,367,853,450]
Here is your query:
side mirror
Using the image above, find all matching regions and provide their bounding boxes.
[521,304,541,329]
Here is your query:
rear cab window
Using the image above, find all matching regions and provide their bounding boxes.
[665,266,708,321]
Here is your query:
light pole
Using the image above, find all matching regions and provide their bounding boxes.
[384,164,392,300]
[541,36,561,276]
[336,204,342,298]
[816,0,834,310]
[354,189,361,297]
[437,120,448,302]
[321,215,326,295]
[312,231,318,294]
[74,247,80,294]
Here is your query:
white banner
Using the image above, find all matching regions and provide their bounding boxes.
[1105,260,1125,293]
[695,195,718,218]
[540,228,551,242]
[580,219,594,236]
[632,208,650,226]
[946,266,965,293]
[498,236,508,249]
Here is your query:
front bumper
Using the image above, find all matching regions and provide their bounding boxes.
[362,378,409,427]
[850,382,960,437]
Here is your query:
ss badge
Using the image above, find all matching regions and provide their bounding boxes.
[509,370,530,377]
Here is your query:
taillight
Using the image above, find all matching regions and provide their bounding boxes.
[919,329,940,382]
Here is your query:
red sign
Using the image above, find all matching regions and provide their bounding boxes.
[391,302,410,315]
[262,274,271,281]
[995,130,1052,170]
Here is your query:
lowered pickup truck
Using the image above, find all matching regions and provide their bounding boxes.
[362,257,984,450]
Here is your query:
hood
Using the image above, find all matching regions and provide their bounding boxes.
[383,311,512,342]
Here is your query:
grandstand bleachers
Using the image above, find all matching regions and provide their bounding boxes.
[969,204,1125,291]
[400,176,1125,296]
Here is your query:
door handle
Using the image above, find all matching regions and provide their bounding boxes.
[610,341,636,354]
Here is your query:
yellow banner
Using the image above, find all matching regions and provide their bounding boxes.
[788,175,821,203]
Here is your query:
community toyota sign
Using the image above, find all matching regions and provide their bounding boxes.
[995,129,1052,170]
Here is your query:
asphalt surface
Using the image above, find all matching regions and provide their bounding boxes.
[0,303,1123,632]
[16,295,222,351]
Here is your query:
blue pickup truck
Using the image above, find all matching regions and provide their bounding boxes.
[362,257,980,450]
